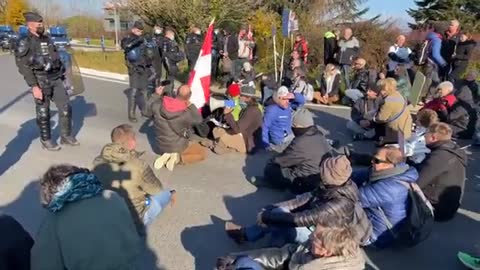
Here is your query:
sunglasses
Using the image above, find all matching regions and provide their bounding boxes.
[372,156,390,164]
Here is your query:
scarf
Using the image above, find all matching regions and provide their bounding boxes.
[369,164,409,182]
[47,172,103,212]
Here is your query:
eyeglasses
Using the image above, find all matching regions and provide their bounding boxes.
[372,156,390,164]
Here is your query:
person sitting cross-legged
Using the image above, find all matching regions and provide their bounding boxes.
[226,156,372,248]
[417,122,467,222]
[352,146,419,248]
[207,85,263,154]
[217,219,366,270]
[92,124,176,235]
[262,86,305,153]
[251,108,332,194]
[346,82,383,141]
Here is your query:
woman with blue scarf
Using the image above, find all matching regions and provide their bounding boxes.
[31,165,141,270]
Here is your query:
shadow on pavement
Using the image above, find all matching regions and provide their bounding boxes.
[0,90,30,114]
[139,118,158,155]
[70,95,98,138]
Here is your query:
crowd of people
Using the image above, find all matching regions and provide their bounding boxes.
[2,10,479,270]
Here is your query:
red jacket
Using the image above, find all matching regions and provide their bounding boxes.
[423,94,457,112]
[294,39,309,62]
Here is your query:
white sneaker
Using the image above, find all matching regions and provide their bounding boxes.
[166,153,180,171]
[154,153,172,170]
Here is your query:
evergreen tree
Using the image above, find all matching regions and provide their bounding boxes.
[407,0,480,31]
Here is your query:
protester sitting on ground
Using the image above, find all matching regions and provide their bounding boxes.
[450,33,476,82]
[387,35,413,78]
[262,86,305,153]
[291,68,313,102]
[251,108,332,194]
[352,146,419,248]
[347,82,383,141]
[336,27,360,88]
[423,81,470,139]
[344,58,369,103]
[314,63,341,105]
[0,214,33,270]
[217,219,366,270]
[226,155,372,247]
[453,71,478,139]
[204,85,262,155]
[283,51,304,83]
[417,122,466,222]
[145,84,206,171]
[237,61,255,84]
[374,78,412,145]
[404,109,438,164]
[92,124,175,235]
[31,164,141,269]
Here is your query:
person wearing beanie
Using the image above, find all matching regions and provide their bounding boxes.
[225,155,372,248]
[252,108,331,194]
[205,84,262,155]
[347,82,383,141]
[261,86,305,153]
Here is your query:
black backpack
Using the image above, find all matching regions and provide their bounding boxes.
[380,181,435,247]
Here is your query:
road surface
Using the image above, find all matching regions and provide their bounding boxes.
[0,54,479,270]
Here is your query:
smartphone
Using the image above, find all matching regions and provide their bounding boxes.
[160,80,171,86]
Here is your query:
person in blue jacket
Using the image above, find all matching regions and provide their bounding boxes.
[262,86,305,153]
[425,24,448,98]
[351,146,419,248]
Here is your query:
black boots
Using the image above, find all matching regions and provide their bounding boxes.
[36,104,61,151]
[59,104,79,146]
[128,88,138,123]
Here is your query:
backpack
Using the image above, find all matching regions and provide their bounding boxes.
[297,82,314,102]
[414,40,432,66]
[380,181,434,247]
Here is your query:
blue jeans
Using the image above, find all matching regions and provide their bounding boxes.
[234,256,263,270]
[143,190,173,225]
[244,208,312,246]
[341,64,351,88]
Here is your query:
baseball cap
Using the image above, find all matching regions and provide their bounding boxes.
[274,86,294,100]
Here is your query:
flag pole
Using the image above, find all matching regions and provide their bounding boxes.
[273,28,278,82]
[279,39,286,82]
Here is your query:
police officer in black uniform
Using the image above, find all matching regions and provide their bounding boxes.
[161,27,185,96]
[121,21,162,122]
[185,25,203,71]
[15,12,79,151]
[152,23,165,79]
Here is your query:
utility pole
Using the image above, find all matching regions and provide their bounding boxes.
[114,4,120,50]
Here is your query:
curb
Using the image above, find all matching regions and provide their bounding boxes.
[79,67,128,82]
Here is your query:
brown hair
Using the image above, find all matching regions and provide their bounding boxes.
[428,122,453,140]
[379,146,405,165]
[111,124,135,144]
[313,224,358,257]
[416,109,438,128]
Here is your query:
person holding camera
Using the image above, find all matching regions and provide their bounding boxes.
[15,12,79,151]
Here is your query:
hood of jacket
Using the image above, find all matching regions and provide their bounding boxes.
[94,143,136,164]
[443,93,457,108]
[370,163,418,183]
[160,96,189,120]
[427,140,467,167]
[427,32,443,41]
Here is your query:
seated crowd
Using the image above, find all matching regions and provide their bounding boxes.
[1,21,478,270]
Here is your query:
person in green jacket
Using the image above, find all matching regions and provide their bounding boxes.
[31,164,141,270]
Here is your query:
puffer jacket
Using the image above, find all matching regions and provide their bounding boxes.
[417,140,467,221]
[260,180,372,245]
[147,95,202,154]
[354,164,419,248]
[426,32,447,67]
[337,37,360,65]
[233,243,365,270]
[92,143,163,234]
[350,68,369,93]
[274,126,331,180]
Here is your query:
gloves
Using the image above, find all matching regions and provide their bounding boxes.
[216,256,237,270]
[224,99,236,108]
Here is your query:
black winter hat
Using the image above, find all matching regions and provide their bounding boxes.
[133,21,144,30]
[24,12,43,22]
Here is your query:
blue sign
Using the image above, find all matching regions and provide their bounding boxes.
[282,8,290,37]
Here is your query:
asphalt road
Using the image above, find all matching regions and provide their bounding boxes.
[0,54,479,270]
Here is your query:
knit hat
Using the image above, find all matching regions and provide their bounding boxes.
[227,83,241,97]
[292,108,314,127]
[320,156,352,186]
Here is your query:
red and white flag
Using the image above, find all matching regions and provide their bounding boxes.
[188,19,214,110]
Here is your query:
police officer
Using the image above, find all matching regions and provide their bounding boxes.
[15,12,79,151]
[121,21,162,122]
[185,25,203,71]
[161,27,185,96]
[152,24,165,79]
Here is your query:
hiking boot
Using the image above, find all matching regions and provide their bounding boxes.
[225,221,246,244]
[166,153,179,171]
[458,252,480,270]
[154,153,172,170]
[60,136,80,146]
[41,139,61,151]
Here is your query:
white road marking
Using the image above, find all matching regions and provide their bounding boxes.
[81,74,129,85]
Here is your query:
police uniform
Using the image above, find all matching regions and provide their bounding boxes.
[121,21,162,122]
[15,12,78,151]
[185,32,203,70]
[161,36,184,96]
